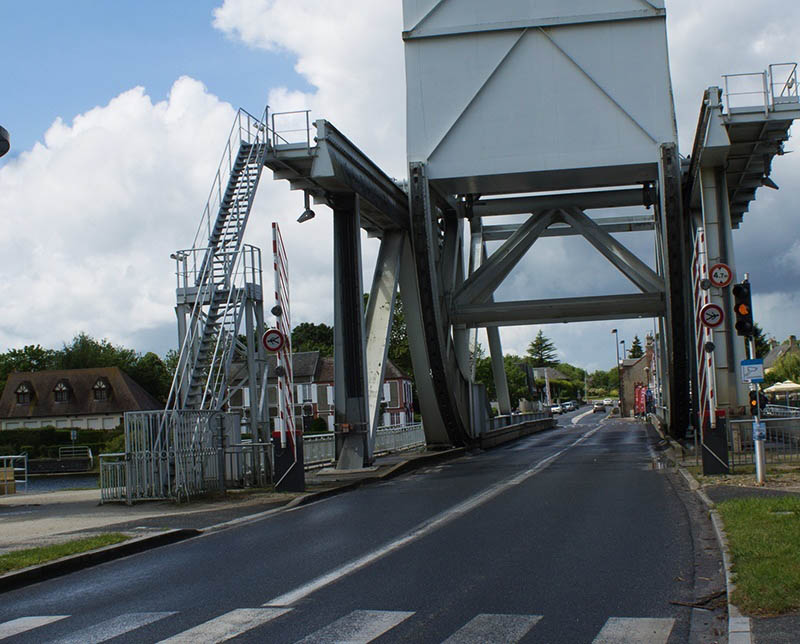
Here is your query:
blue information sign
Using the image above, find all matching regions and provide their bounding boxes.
[741,359,765,384]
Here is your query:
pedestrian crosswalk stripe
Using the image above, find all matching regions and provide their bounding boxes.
[295,609,415,643]
[49,612,176,644]
[593,617,675,644]
[159,608,292,643]
[0,616,69,640]
[442,613,543,644]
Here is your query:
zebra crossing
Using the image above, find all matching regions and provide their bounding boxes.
[0,609,676,643]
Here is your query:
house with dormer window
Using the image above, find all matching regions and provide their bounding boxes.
[0,367,161,430]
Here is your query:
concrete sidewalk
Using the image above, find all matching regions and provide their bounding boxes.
[0,447,464,591]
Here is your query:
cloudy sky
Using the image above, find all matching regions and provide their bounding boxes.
[1,0,798,373]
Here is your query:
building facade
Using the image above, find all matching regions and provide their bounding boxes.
[0,367,162,430]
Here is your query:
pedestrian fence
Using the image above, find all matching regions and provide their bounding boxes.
[763,404,800,418]
[727,417,800,469]
[58,445,94,468]
[100,414,426,504]
[0,454,27,495]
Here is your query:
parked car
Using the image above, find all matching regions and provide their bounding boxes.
[550,404,563,415]
[603,398,613,406]
[593,401,606,413]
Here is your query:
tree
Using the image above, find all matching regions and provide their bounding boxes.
[128,352,172,403]
[291,322,334,356]
[765,353,800,386]
[0,344,58,396]
[753,324,770,359]
[56,332,137,372]
[526,331,559,367]
[629,335,644,359]
[387,294,413,380]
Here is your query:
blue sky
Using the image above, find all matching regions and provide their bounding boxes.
[2,0,308,162]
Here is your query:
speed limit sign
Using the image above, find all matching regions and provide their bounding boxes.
[262,328,285,352]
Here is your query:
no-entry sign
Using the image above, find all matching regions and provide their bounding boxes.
[262,328,285,352]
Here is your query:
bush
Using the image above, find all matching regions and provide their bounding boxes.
[307,417,330,434]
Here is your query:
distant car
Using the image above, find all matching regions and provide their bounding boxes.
[563,401,577,412]
[603,398,613,406]
[550,404,563,415]
[593,401,606,413]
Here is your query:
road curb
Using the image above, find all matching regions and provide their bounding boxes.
[0,528,200,594]
[676,457,752,644]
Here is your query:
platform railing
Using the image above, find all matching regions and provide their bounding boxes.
[723,62,799,115]
[270,110,312,151]
[769,62,799,104]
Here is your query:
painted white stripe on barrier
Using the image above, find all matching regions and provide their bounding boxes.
[592,617,675,644]
[51,612,175,644]
[264,425,603,607]
[159,608,291,643]
[0,616,68,640]
[442,613,542,644]
[295,610,414,643]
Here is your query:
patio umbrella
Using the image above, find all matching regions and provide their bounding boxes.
[763,380,800,405]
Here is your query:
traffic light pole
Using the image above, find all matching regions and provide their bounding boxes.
[748,336,766,484]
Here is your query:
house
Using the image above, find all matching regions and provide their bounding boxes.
[260,351,414,431]
[764,335,800,374]
[0,367,162,430]
[619,336,657,417]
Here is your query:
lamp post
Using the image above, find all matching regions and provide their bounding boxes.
[612,329,620,401]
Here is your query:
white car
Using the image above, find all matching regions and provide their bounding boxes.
[603,398,613,406]
[550,404,563,415]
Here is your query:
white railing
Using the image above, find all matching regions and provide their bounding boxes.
[58,445,94,469]
[0,454,27,495]
[303,423,427,468]
[722,63,799,115]
[100,453,127,503]
[270,110,312,151]
[764,404,800,418]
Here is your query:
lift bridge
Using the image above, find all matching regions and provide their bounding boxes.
[112,1,799,499]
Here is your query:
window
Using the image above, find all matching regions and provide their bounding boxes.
[92,378,110,401]
[15,382,32,405]
[54,380,71,403]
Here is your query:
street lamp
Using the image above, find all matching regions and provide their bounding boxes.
[620,339,626,359]
[611,328,620,400]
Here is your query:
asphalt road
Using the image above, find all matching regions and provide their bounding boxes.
[0,411,709,643]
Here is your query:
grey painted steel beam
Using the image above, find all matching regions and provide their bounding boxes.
[364,231,404,462]
[559,208,664,293]
[472,188,648,216]
[454,210,557,306]
[452,293,665,327]
[482,215,655,241]
[332,194,370,469]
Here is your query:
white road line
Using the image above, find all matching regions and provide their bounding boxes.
[0,616,68,640]
[159,608,292,643]
[50,612,176,644]
[592,617,675,643]
[264,425,603,607]
[572,409,595,424]
[442,613,542,643]
[295,609,414,643]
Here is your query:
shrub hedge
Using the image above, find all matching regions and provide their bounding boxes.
[0,427,123,459]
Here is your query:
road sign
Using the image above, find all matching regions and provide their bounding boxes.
[699,303,724,328]
[262,328,285,352]
[708,263,733,288]
[741,358,764,383]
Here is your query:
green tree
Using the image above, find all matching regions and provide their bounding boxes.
[387,294,413,379]
[629,335,644,359]
[765,353,800,386]
[128,352,171,403]
[0,344,58,396]
[753,324,770,359]
[526,331,559,367]
[56,332,137,372]
[474,354,530,409]
[291,322,334,356]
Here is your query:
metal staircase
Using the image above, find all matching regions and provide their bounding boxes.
[169,109,270,414]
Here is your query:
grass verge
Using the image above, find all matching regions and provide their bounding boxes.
[0,533,130,574]
[717,496,800,615]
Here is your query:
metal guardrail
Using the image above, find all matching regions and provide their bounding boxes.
[0,454,27,495]
[58,445,94,469]
[487,411,550,432]
[722,63,799,115]
[728,418,800,468]
[763,404,800,418]
[101,422,427,502]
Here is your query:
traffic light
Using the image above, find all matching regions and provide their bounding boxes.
[749,390,759,416]
[732,281,754,336]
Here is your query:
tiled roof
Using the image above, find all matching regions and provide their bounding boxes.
[0,367,161,420]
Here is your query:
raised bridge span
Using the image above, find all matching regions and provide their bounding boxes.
[108,1,799,500]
